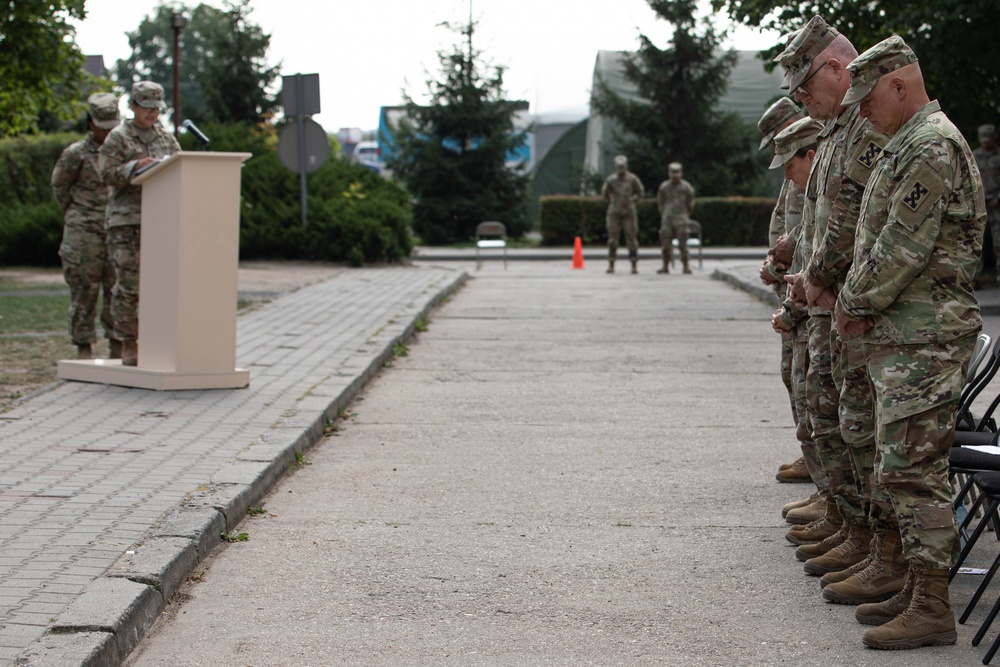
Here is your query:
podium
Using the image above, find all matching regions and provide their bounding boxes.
[58,151,252,390]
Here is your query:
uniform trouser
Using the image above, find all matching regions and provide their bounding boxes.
[792,329,827,492]
[780,332,795,424]
[832,331,874,527]
[606,211,638,261]
[59,225,115,345]
[807,314,857,513]
[866,335,975,569]
[659,217,689,264]
[108,225,141,342]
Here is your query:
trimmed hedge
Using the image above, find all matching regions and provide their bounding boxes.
[539,195,777,247]
[0,125,413,267]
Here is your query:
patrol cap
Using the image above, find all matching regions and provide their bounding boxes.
[131,81,165,109]
[842,36,919,106]
[774,15,840,91]
[87,92,120,130]
[769,117,824,169]
[757,97,802,150]
[614,154,628,167]
[668,162,682,174]
[979,124,997,141]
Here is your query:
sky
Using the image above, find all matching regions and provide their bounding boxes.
[70,0,781,133]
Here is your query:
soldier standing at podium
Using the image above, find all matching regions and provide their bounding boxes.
[98,81,180,366]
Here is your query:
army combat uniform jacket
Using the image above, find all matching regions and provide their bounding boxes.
[98,120,180,229]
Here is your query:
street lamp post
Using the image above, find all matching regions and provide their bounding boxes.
[170,12,188,138]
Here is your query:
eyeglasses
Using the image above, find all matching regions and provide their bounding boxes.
[795,61,828,97]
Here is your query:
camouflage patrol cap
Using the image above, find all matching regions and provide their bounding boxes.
[979,124,997,141]
[769,117,824,169]
[842,36,918,106]
[87,92,120,130]
[131,80,165,109]
[668,162,682,174]
[614,154,628,167]
[757,97,803,150]
[774,16,840,91]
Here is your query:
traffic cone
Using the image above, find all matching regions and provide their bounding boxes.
[572,236,585,269]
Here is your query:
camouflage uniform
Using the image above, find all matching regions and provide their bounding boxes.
[601,165,644,266]
[839,98,985,568]
[98,104,180,343]
[973,127,1000,275]
[804,103,887,528]
[656,173,695,268]
[51,133,115,347]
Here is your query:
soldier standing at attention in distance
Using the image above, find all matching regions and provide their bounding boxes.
[974,124,1000,282]
[655,162,695,274]
[601,154,644,274]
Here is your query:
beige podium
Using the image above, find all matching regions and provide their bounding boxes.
[58,151,252,390]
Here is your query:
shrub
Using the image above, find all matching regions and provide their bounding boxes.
[539,195,777,246]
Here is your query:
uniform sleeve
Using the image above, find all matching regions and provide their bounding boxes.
[632,175,644,200]
[686,183,695,215]
[601,178,610,202]
[806,127,884,288]
[98,131,138,188]
[839,147,951,317]
[656,183,665,215]
[50,144,81,212]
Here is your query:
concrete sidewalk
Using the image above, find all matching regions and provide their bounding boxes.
[0,266,465,666]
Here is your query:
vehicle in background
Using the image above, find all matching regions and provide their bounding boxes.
[351,140,382,173]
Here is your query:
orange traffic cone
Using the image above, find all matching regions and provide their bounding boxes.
[571,236,585,269]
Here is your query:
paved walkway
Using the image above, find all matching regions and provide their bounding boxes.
[0,266,465,666]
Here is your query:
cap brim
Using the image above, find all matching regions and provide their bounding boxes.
[135,100,165,109]
[842,82,874,107]
[758,133,775,151]
[769,152,792,169]
[92,118,120,130]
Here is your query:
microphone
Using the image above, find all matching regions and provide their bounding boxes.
[181,119,210,150]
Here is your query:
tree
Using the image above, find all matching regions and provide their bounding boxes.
[0,1,95,136]
[591,0,766,197]
[711,0,1000,139]
[386,21,530,245]
[114,1,278,126]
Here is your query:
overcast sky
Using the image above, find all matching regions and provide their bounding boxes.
[71,0,780,132]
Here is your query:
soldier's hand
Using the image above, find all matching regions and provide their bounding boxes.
[771,234,795,266]
[771,308,792,334]
[759,261,778,285]
[784,272,807,308]
[834,301,873,339]
[803,277,826,308]
[815,286,838,311]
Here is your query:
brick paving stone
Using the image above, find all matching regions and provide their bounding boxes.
[0,266,462,665]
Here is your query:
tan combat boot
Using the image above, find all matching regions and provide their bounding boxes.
[820,549,870,589]
[862,565,957,649]
[682,258,692,274]
[803,521,871,576]
[786,497,842,546]
[856,568,914,626]
[822,528,907,604]
[607,260,615,274]
[76,344,92,360]
[630,259,638,274]
[109,339,123,360]
[782,491,820,519]
[775,456,812,483]
[778,456,805,472]
[786,497,826,525]
[795,523,846,562]
[122,340,138,367]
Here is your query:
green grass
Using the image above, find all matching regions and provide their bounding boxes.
[0,294,71,333]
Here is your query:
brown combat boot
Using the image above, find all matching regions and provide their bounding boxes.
[795,523,846,562]
[682,258,692,274]
[778,456,805,472]
[109,339,123,360]
[862,565,957,649]
[657,264,669,274]
[822,528,907,605]
[122,340,138,367]
[803,521,871,576]
[775,456,812,483]
[786,497,826,525]
[76,344,92,360]
[786,498,842,546]
[856,569,914,626]
[782,491,820,519]
[606,261,615,274]
[820,549,871,589]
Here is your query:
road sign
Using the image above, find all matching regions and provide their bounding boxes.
[281,73,320,116]
[277,118,329,174]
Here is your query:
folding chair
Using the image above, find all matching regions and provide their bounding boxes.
[670,219,702,269]
[957,334,1000,434]
[475,221,507,270]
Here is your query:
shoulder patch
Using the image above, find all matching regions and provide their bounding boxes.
[845,133,886,185]
[893,163,945,230]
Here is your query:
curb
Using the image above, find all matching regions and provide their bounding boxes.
[16,270,469,667]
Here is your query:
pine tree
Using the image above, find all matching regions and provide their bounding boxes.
[591,0,765,197]
[386,22,529,245]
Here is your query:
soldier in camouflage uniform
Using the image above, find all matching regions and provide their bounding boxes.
[756,98,814,488]
[974,124,1000,279]
[655,163,695,274]
[98,81,181,366]
[601,155,644,274]
[51,93,122,360]
[835,36,985,650]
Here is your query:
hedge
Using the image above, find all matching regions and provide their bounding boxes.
[0,125,413,267]
[538,195,777,247]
